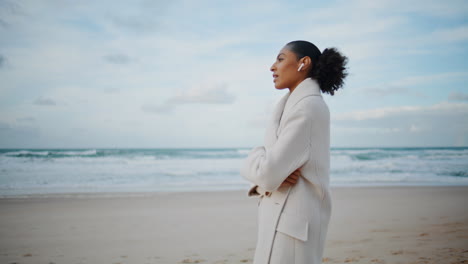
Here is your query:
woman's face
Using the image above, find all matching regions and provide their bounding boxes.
[270,46,304,90]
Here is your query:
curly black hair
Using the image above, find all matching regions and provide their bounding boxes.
[286,40,348,95]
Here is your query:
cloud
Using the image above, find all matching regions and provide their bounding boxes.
[430,25,468,44]
[334,101,468,121]
[0,121,9,129]
[359,86,417,96]
[331,101,468,147]
[110,16,157,34]
[33,97,56,106]
[142,83,235,114]
[448,91,468,101]
[0,0,22,28]
[348,0,468,18]
[402,0,468,18]
[409,124,424,132]
[357,71,468,97]
[393,72,468,86]
[106,0,174,35]
[103,87,121,94]
[16,116,35,122]
[141,103,174,114]
[300,1,468,61]
[168,83,235,104]
[103,54,132,65]
[400,25,468,53]
[0,54,5,68]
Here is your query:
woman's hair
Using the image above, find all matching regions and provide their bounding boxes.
[286,40,348,96]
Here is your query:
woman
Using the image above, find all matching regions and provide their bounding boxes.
[241,40,348,264]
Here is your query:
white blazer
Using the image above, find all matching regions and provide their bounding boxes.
[241,77,332,264]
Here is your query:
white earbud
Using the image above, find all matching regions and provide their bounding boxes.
[297,63,304,71]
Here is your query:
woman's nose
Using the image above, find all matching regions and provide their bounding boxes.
[270,63,275,72]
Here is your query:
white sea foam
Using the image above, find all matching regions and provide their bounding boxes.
[59,149,97,156]
[2,150,49,156]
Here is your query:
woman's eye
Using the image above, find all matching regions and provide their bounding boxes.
[277,58,284,62]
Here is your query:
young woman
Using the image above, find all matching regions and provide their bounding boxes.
[241,40,348,264]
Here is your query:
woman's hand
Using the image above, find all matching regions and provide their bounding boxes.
[280,168,301,188]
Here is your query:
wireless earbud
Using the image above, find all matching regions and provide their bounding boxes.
[297,63,304,71]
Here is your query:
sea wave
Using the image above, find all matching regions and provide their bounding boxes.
[2,149,99,158]
[0,147,467,195]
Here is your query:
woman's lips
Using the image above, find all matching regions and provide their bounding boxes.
[273,74,278,82]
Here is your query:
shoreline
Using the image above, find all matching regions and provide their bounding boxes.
[1,184,468,199]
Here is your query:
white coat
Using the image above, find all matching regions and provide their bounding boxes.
[241,77,332,264]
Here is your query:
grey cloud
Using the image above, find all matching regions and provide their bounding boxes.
[0,121,10,129]
[361,86,409,96]
[0,0,23,28]
[34,97,56,106]
[142,83,235,114]
[103,87,121,94]
[111,16,158,34]
[0,0,22,14]
[167,83,235,105]
[360,85,426,97]
[141,103,174,114]
[0,54,5,68]
[108,1,173,34]
[103,54,132,65]
[448,91,468,101]
[359,72,468,97]
[334,102,468,122]
[331,102,468,146]
[16,116,36,122]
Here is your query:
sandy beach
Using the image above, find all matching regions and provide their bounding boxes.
[0,186,467,264]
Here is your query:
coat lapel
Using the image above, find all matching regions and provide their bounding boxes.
[264,92,289,148]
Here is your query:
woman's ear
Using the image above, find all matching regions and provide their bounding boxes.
[302,56,312,71]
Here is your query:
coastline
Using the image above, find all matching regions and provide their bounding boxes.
[1,186,467,263]
[2,184,468,199]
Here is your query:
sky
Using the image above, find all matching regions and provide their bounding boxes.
[0,0,467,148]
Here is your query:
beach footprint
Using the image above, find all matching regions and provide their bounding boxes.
[390,250,404,255]
[180,258,206,263]
[212,259,228,264]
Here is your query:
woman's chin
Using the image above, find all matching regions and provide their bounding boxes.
[274,83,286,90]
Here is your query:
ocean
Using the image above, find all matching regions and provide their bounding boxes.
[0,147,467,196]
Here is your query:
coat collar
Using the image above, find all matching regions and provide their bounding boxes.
[283,77,322,115]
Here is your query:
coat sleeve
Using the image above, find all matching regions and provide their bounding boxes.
[241,104,312,192]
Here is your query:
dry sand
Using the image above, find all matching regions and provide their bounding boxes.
[0,186,467,264]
